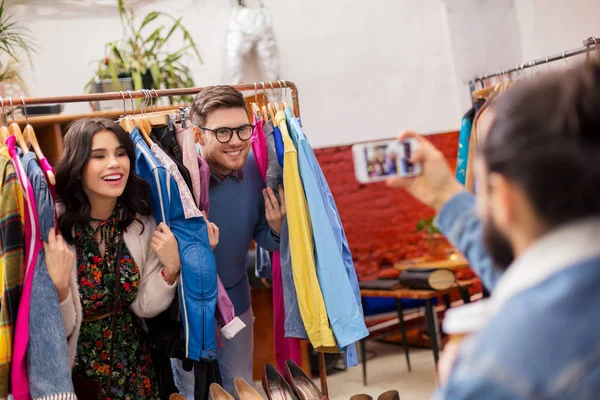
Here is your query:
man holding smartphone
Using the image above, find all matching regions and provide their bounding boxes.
[389,64,600,398]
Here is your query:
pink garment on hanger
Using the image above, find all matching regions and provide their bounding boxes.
[197,154,211,215]
[250,124,302,371]
[7,137,41,400]
[38,157,58,229]
[252,116,268,182]
[175,126,202,209]
[272,254,302,372]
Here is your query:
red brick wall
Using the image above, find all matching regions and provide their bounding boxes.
[313,131,460,279]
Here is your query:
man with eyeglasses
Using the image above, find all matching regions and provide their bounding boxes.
[170,85,285,398]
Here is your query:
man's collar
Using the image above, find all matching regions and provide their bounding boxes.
[210,169,244,185]
[491,217,600,314]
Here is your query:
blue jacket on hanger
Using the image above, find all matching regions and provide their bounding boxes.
[132,128,218,361]
[285,107,368,367]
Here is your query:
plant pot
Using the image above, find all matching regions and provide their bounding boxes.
[425,233,449,260]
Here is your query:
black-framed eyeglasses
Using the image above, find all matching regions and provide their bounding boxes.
[199,124,255,143]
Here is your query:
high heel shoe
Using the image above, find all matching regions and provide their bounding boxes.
[210,383,235,400]
[349,395,372,400]
[262,363,298,400]
[377,390,400,400]
[284,360,328,400]
[235,377,264,400]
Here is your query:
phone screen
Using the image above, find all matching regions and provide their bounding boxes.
[401,141,415,175]
[353,139,421,183]
[363,142,401,179]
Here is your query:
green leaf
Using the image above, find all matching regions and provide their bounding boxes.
[149,62,161,88]
[144,25,164,45]
[139,11,160,31]
[164,17,182,42]
[132,69,143,91]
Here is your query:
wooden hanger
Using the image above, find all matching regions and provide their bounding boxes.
[269,82,282,112]
[0,97,8,143]
[267,103,277,124]
[7,97,29,153]
[279,80,289,109]
[20,97,55,185]
[258,82,270,122]
[261,105,270,123]
[135,90,155,147]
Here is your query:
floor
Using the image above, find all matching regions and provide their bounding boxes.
[252,341,437,400]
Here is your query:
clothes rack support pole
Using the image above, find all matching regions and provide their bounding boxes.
[472,36,600,83]
[318,352,328,397]
[0,81,299,107]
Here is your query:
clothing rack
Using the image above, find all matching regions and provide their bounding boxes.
[0,80,333,396]
[471,36,600,87]
[0,81,301,119]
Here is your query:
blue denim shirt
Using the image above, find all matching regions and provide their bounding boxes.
[23,152,75,399]
[133,129,218,361]
[435,191,504,291]
[434,219,600,399]
[285,107,368,367]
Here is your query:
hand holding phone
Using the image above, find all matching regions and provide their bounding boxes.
[352,138,422,184]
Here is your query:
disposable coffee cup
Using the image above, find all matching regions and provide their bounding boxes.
[443,300,489,343]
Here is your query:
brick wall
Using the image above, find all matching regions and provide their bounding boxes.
[313,131,460,279]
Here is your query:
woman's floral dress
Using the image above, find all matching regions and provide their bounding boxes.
[72,215,160,399]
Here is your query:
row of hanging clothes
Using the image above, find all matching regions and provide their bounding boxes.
[116,91,240,400]
[456,39,600,193]
[251,83,368,373]
[0,81,368,399]
[0,98,63,400]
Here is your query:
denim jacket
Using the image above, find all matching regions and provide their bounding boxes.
[434,218,600,399]
[24,152,75,400]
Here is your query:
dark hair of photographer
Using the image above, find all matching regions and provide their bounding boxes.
[483,63,600,230]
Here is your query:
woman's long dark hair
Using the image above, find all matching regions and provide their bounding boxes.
[55,118,150,244]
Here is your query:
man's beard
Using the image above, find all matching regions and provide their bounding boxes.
[483,218,515,271]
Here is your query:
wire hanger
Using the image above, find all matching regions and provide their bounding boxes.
[260,81,272,123]
[119,91,136,133]
[0,97,8,142]
[265,82,277,122]
[137,90,153,135]
[7,97,29,153]
[250,82,261,117]
[269,81,282,112]
[128,90,154,147]
[21,96,55,185]
[278,80,289,109]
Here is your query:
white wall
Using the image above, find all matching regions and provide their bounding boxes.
[9,0,600,148]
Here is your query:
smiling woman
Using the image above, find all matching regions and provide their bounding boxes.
[55,118,149,240]
[49,117,183,399]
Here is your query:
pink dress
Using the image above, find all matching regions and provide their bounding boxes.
[251,120,302,372]
[7,137,41,400]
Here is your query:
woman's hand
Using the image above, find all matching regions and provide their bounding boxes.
[152,223,181,282]
[44,228,74,302]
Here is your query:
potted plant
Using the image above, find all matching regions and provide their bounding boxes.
[416,217,448,260]
[0,0,36,95]
[86,0,202,105]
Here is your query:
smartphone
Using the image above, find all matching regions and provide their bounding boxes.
[352,138,422,184]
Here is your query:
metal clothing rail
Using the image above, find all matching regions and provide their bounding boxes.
[0,80,301,120]
[472,36,600,85]
[0,79,334,396]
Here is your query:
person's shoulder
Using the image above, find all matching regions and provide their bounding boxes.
[126,214,157,237]
[460,260,600,388]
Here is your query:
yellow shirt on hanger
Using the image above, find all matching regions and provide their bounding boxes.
[276,110,337,351]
